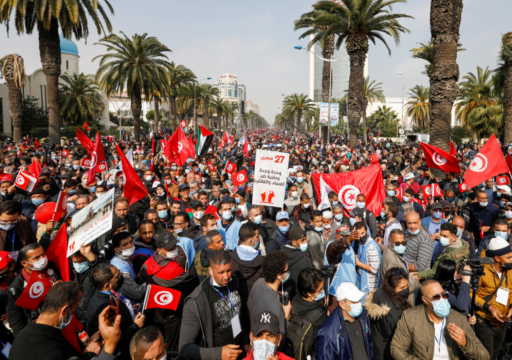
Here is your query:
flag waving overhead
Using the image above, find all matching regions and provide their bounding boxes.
[464,134,510,188]
[46,224,70,281]
[311,164,385,216]
[15,171,39,192]
[421,142,460,174]
[116,145,149,205]
[196,125,214,157]
[86,132,107,186]
[164,128,195,167]
[29,158,42,178]
[75,128,94,155]
[450,140,457,156]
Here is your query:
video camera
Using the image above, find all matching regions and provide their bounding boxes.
[321,265,336,279]
[458,257,494,278]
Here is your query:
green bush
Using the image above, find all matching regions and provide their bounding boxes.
[30,127,49,138]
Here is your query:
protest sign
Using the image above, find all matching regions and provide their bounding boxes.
[66,188,115,257]
[330,103,339,127]
[319,103,329,126]
[252,150,289,209]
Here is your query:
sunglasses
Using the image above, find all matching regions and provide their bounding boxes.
[393,241,407,247]
[425,291,450,302]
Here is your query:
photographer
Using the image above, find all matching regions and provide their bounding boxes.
[433,259,472,318]
[475,237,512,360]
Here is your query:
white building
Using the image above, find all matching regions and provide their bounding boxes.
[245,100,260,114]
[213,74,246,103]
[0,34,113,135]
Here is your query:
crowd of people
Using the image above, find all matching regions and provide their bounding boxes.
[0,128,511,360]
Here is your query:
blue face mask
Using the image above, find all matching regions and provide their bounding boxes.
[498,192,502,198]
[158,210,168,219]
[394,244,406,255]
[235,197,241,204]
[194,168,200,173]
[172,165,177,170]
[381,211,386,219]
[279,225,290,233]
[314,226,323,232]
[253,215,262,225]
[387,190,395,197]
[433,211,442,219]
[495,231,508,240]
[90,186,96,193]
[296,177,304,184]
[403,196,410,203]
[56,307,73,330]
[349,218,357,227]
[190,190,197,196]
[222,211,232,220]
[289,176,296,182]
[280,271,290,283]
[335,214,343,221]
[440,236,451,247]
[456,228,463,238]
[313,289,325,301]
[31,198,44,206]
[299,243,308,252]
[69,189,76,195]
[347,302,363,318]
[73,261,89,273]
[231,205,236,212]
[426,298,451,318]
[356,202,365,209]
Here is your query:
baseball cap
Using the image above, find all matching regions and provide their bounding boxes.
[179,183,190,191]
[431,202,442,210]
[336,225,351,236]
[111,218,128,233]
[0,251,14,269]
[190,200,203,210]
[251,311,280,336]
[336,282,366,302]
[0,174,12,184]
[404,173,415,181]
[300,212,311,223]
[276,211,290,221]
[156,232,179,251]
[440,200,451,209]
[289,227,306,242]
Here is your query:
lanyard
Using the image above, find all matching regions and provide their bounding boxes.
[6,229,15,250]
[435,318,445,353]
[210,278,234,310]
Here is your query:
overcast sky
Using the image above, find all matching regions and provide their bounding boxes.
[1,0,511,125]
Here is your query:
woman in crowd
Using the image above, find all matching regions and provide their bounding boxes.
[434,259,473,319]
[365,267,411,360]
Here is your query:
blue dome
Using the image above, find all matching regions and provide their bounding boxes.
[59,33,79,56]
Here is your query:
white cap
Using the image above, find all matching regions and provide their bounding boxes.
[323,211,333,219]
[404,173,415,181]
[497,185,511,193]
[487,237,512,257]
[336,282,365,302]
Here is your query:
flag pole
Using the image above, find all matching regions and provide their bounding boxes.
[52,191,63,222]
[141,285,150,315]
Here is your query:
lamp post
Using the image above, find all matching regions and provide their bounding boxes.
[294,46,344,146]
[194,77,212,134]
[398,71,405,140]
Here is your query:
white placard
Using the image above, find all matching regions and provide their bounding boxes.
[66,188,115,257]
[252,150,290,209]
[320,103,329,126]
[330,103,339,127]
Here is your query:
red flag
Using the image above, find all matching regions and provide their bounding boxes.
[14,171,39,192]
[394,188,403,201]
[75,128,94,155]
[15,271,51,310]
[450,140,457,156]
[431,183,443,198]
[459,182,469,193]
[206,162,217,173]
[421,142,460,174]
[229,134,234,143]
[29,158,42,178]
[507,153,512,173]
[232,169,248,187]
[46,224,71,281]
[61,317,83,354]
[311,164,385,216]
[53,191,69,221]
[61,149,69,157]
[243,139,251,158]
[497,175,511,186]
[116,145,149,206]
[180,119,187,129]
[80,157,92,168]
[204,205,220,220]
[83,120,90,131]
[422,185,433,199]
[145,284,181,311]
[150,138,155,172]
[464,134,510,188]
[224,160,237,174]
[188,133,197,148]
[223,131,230,144]
[163,128,195,167]
[34,139,41,147]
[86,132,107,186]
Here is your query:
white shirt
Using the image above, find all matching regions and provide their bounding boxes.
[433,320,449,359]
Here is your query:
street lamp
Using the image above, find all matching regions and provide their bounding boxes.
[398,71,405,139]
[194,77,212,132]
[294,46,345,146]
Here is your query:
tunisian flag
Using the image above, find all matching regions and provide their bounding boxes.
[14,171,39,192]
[86,131,107,186]
[46,224,71,281]
[144,284,181,311]
[464,134,509,188]
[421,142,460,174]
[116,145,149,205]
[506,152,512,173]
[224,160,238,174]
[15,271,52,310]
[450,140,457,156]
[29,158,42,178]
[163,128,195,167]
[232,169,248,187]
[311,164,385,216]
[75,128,94,155]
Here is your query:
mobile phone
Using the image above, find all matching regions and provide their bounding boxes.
[109,291,120,325]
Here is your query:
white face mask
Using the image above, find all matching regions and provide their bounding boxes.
[166,248,179,259]
[194,211,204,220]
[145,175,153,181]
[253,339,276,360]
[29,256,48,271]
[323,223,331,230]
[119,246,135,259]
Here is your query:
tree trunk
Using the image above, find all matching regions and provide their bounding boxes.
[3,56,23,143]
[429,0,463,177]
[504,62,512,144]
[38,19,61,145]
[346,34,369,148]
[154,96,160,133]
[169,94,178,132]
[131,81,142,141]
[472,131,477,143]
[203,100,209,128]
[363,98,369,145]
[321,34,335,144]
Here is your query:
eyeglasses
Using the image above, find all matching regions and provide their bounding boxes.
[425,291,450,302]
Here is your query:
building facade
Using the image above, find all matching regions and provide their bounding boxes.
[245,100,260,114]
[213,74,246,103]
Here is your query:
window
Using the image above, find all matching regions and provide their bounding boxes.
[228,90,232,97]
[66,60,69,70]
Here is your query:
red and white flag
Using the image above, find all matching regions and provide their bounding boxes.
[144,284,181,311]
[394,188,404,201]
[206,162,217,173]
[163,128,195,167]
[464,134,510,188]
[422,185,433,199]
[421,142,460,174]
[53,191,69,221]
[459,182,469,193]
[224,160,237,175]
[180,120,187,129]
[14,171,39,192]
[311,164,385,216]
[46,224,70,281]
[497,175,511,186]
[450,140,457,156]
[86,131,107,186]
[80,157,92,168]
[15,271,52,310]
[431,183,443,197]
[61,150,69,157]
[222,131,230,144]
[29,158,42,178]
[243,139,251,158]
[232,169,248,187]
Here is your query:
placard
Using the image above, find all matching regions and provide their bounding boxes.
[330,103,339,127]
[320,103,329,126]
[66,188,115,257]
[252,150,289,209]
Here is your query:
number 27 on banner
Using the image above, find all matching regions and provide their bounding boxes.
[252,150,289,209]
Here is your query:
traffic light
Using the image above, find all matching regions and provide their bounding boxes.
[241,101,245,114]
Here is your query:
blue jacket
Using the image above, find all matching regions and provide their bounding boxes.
[420,216,447,234]
[317,306,373,360]
[468,202,500,243]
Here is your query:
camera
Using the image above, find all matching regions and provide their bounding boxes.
[458,257,493,280]
[321,265,336,278]
[281,291,290,306]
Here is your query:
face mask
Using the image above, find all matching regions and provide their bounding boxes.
[432,211,442,219]
[194,211,204,220]
[381,211,387,219]
[165,180,172,185]
[73,165,80,170]
[498,193,502,198]
[66,163,72,168]
[231,205,236,212]
[222,211,232,220]
[426,298,451,318]
[387,190,395,197]
[279,225,290,233]
[190,190,197,196]
[73,261,89,273]
[349,218,357,227]
[347,302,363,318]
[480,202,488,207]
[296,177,304,184]
[52,156,57,161]
[252,339,276,360]
[410,228,420,236]
[313,289,325,301]
[357,202,365,209]
[145,175,153,181]
[506,211,512,219]
[323,223,331,230]
[172,165,177,170]
[456,228,463,238]
[253,215,262,225]
[335,214,343,221]
[29,256,48,271]
[31,198,44,206]
[403,196,410,203]
[398,288,410,299]
[314,225,323,232]
[289,176,296,182]
[280,271,290,283]
[496,231,508,240]
[166,248,179,259]
[235,197,241,204]
[299,243,308,252]
[440,236,451,247]
[174,228,183,235]
[69,189,76,195]
[120,246,135,259]
[393,244,406,255]
[56,307,73,330]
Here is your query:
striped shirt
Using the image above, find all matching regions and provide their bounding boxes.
[403,228,434,272]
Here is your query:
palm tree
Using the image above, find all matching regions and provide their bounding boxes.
[499,32,512,144]
[0,54,25,143]
[303,0,412,147]
[303,106,320,132]
[198,84,219,129]
[229,102,238,131]
[222,100,233,131]
[406,85,430,133]
[166,62,196,131]
[282,93,315,132]
[59,73,103,125]
[176,85,194,122]
[368,105,398,130]
[362,77,385,144]
[211,97,227,131]
[0,0,114,144]
[94,32,171,141]
[410,39,465,76]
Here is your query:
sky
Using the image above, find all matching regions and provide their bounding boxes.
[1,0,511,126]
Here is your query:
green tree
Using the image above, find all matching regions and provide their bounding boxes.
[22,96,49,132]
[94,32,171,141]
[367,105,399,136]
[282,93,315,132]
[410,39,465,76]
[145,110,163,121]
[198,84,219,129]
[362,77,385,144]
[59,73,104,125]
[211,97,228,131]
[406,85,430,133]
[166,62,196,131]
[303,0,411,147]
[0,54,25,142]
[499,32,512,143]
[0,0,114,144]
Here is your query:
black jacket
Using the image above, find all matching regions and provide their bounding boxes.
[281,245,313,300]
[266,229,288,254]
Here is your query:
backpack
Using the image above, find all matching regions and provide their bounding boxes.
[286,307,325,360]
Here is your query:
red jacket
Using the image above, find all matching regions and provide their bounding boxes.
[243,349,295,360]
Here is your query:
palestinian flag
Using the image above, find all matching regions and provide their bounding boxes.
[196,125,214,157]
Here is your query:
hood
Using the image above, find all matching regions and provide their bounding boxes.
[200,248,216,268]
[281,245,306,267]
[448,239,469,260]
[363,290,391,320]
[146,254,171,276]
[292,294,324,318]
[134,237,155,251]
[230,249,262,278]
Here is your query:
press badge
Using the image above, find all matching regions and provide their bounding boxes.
[231,314,242,337]
[496,287,509,306]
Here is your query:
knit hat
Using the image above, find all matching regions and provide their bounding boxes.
[487,237,512,257]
